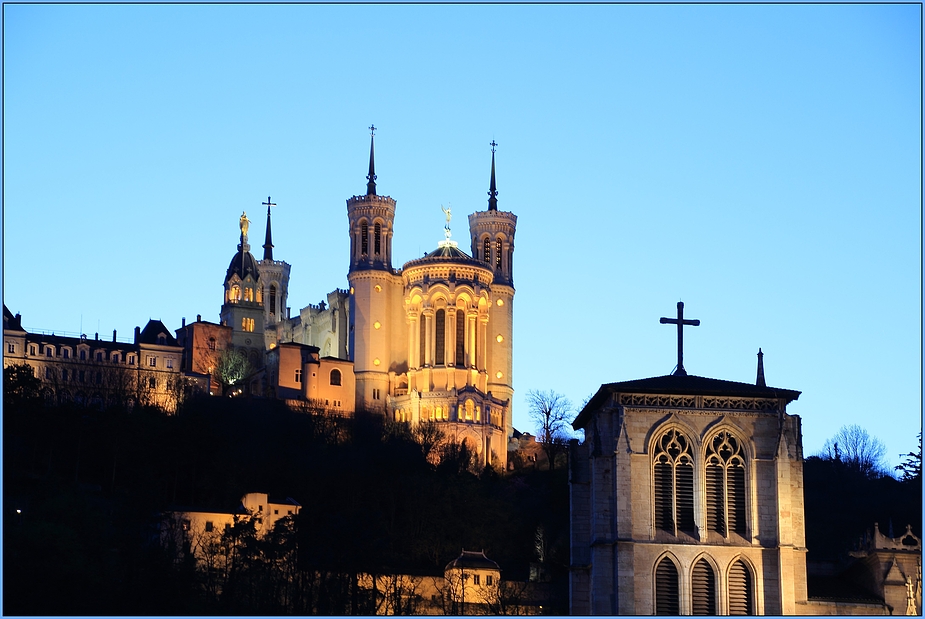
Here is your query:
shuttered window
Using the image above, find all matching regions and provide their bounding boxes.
[455,309,465,366]
[691,559,716,615]
[483,238,491,263]
[361,223,368,255]
[705,431,747,537]
[655,558,679,616]
[374,222,381,255]
[653,429,695,535]
[728,560,754,615]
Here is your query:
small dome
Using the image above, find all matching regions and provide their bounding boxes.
[403,243,487,271]
[226,245,260,283]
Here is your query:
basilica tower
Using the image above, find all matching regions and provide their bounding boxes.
[346,127,403,412]
[256,196,291,351]
[469,142,516,436]
[220,212,266,371]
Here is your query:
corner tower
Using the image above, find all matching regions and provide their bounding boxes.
[256,196,291,350]
[220,212,266,370]
[469,142,516,435]
[346,126,402,412]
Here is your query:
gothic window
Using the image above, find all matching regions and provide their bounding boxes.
[242,317,255,332]
[653,429,695,535]
[691,559,717,615]
[728,560,754,615]
[654,557,680,615]
[361,222,369,255]
[269,284,277,316]
[705,431,747,537]
[434,309,446,365]
[244,287,253,302]
[475,405,481,422]
[465,399,474,421]
[374,222,381,255]
[483,238,491,263]
[455,309,465,366]
[330,369,341,386]
[232,285,241,303]
[495,238,503,269]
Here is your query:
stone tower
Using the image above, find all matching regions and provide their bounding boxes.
[256,196,291,351]
[220,212,266,370]
[346,127,403,412]
[468,142,516,437]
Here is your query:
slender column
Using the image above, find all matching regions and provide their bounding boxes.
[478,315,489,370]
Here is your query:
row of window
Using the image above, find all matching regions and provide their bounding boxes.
[654,555,753,615]
[654,429,747,539]
[37,366,164,389]
[294,368,342,385]
[481,237,504,269]
[14,343,180,370]
[394,400,495,425]
[359,222,384,256]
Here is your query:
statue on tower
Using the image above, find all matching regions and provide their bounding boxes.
[239,211,250,239]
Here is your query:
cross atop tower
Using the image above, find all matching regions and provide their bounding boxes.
[262,196,276,261]
[659,301,700,376]
[262,196,276,214]
[369,124,376,137]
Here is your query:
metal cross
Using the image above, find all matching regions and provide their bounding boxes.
[659,301,700,376]
[262,196,276,215]
[490,139,497,153]
[369,124,376,137]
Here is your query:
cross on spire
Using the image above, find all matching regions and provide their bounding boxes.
[488,140,498,211]
[369,124,376,137]
[367,125,377,196]
[659,301,700,376]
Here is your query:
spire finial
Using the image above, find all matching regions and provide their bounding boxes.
[756,348,766,387]
[262,196,276,261]
[438,203,458,248]
[366,125,377,196]
[488,140,498,211]
[659,301,700,376]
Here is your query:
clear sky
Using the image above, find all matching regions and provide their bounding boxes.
[3,3,921,469]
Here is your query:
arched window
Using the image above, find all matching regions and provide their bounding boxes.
[653,429,695,535]
[495,238,503,269]
[705,431,747,537]
[728,560,754,615]
[654,557,679,615]
[465,399,474,421]
[330,368,342,386]
[361,222,369,255]
[483,238,491,263]
[231,285,241,303]
[269,284,277,316]
[434,309,446,365]
[691,559,717,615]
[419,316,426,367]
[374,222,381,255]
[455,309,465,366]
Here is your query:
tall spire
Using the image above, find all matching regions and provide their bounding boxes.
[756,348,766,387]
[488,140,498,211]
[366,124,377,196]
[262,196,276,261]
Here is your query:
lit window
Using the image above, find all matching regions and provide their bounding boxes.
[496,334,504,343]
[465,400,474,421]
[496,371,503,379]
[148,356,156,367]
[435,406,444,421]
[374,321,381,330]
[373,358,380,366]
[242,317,255,332]
[475,405,481,422]
[295,369,302,383]
[361,222,369,255]
[166,358,174,369]
[495,238,502,268]
[496,299,503,307]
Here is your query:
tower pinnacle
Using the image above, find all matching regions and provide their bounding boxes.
[367,125,377,196]
[488,140,498,211]
[262,196,276,261]
[756,348,766,387]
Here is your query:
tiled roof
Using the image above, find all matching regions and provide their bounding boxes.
[138,320,180,346]
[445,549,500,571]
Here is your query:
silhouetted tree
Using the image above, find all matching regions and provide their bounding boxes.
[526,389,574,470]
[213,349,251,396]
[818,424,890,479]
[3,362,42,411]
[895,432,922,483]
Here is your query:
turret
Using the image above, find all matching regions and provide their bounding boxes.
[347,126,397,272]
[257,196,291,350]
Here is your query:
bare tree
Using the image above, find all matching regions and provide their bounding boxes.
[412,420,447,466]
[819,424,890,479]
[213,349,251,396]
[526,389,574,470]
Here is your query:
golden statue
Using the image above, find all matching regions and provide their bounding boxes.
[239,211,250,237]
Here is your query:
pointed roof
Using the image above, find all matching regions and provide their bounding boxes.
[366,125,377,196]
[138,319,179,346]
[756,348,766,387]
[445,549,501,572]
[262,196,275,261]
[488,140,498,211]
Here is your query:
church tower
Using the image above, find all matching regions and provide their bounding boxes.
[256,196,291,351]
[220,212,266,371]
[346,126,402,412]
[469,142,516,435]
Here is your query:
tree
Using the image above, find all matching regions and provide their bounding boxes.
[213,349,251,397]
[818,424,889,479]
[526,389,574,470]
[895,432,922,483]
[3,362,42,411]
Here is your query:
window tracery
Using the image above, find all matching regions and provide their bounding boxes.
[705,431,747,537]
[653,428,695,535]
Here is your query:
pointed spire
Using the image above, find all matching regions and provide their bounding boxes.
[262,196,276,261]
[487,140,498,211]
[366,125,377,196]
[756,348,766,387]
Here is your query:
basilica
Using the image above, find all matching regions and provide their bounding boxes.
[197,131,517,470]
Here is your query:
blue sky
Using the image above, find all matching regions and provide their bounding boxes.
[3,3,921,469]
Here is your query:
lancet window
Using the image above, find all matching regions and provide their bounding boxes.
[728,560,754,615]
[495,238,503,269]
[691,559,717,615]
[653,429,695,535]
[361,222,369,255]
[705,431,747,537]
[455,309,465,365]
[374,223,381,255]
[269,284,277,316]
[483,238,491,263]
[434,309,446,365]
[654,557,680,615]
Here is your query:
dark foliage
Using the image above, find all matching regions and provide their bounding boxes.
[3,396,569,615]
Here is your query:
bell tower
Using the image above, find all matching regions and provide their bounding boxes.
[257,196,291,351]
[346,126,398,412]
[469,141,517,435]
[220,211,266,370]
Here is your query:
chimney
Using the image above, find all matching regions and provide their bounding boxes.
[182,317,186,328]
[113,329,117,342]
[134,326,140,344]
[197,314,201,322]
[94,332,99,340]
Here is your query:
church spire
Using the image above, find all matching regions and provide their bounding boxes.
[487,140,498,211]
[262,196,276,261]
[366,125,377,196]
[756,348,766,387]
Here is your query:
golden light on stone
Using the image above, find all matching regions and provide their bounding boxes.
[349,287,355,294]
[374,358,381,366]
[375,285,382,292]
[496,371,503,379]
[496,334,504,343]
[496,299,504,306]
[374,321,381,330]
